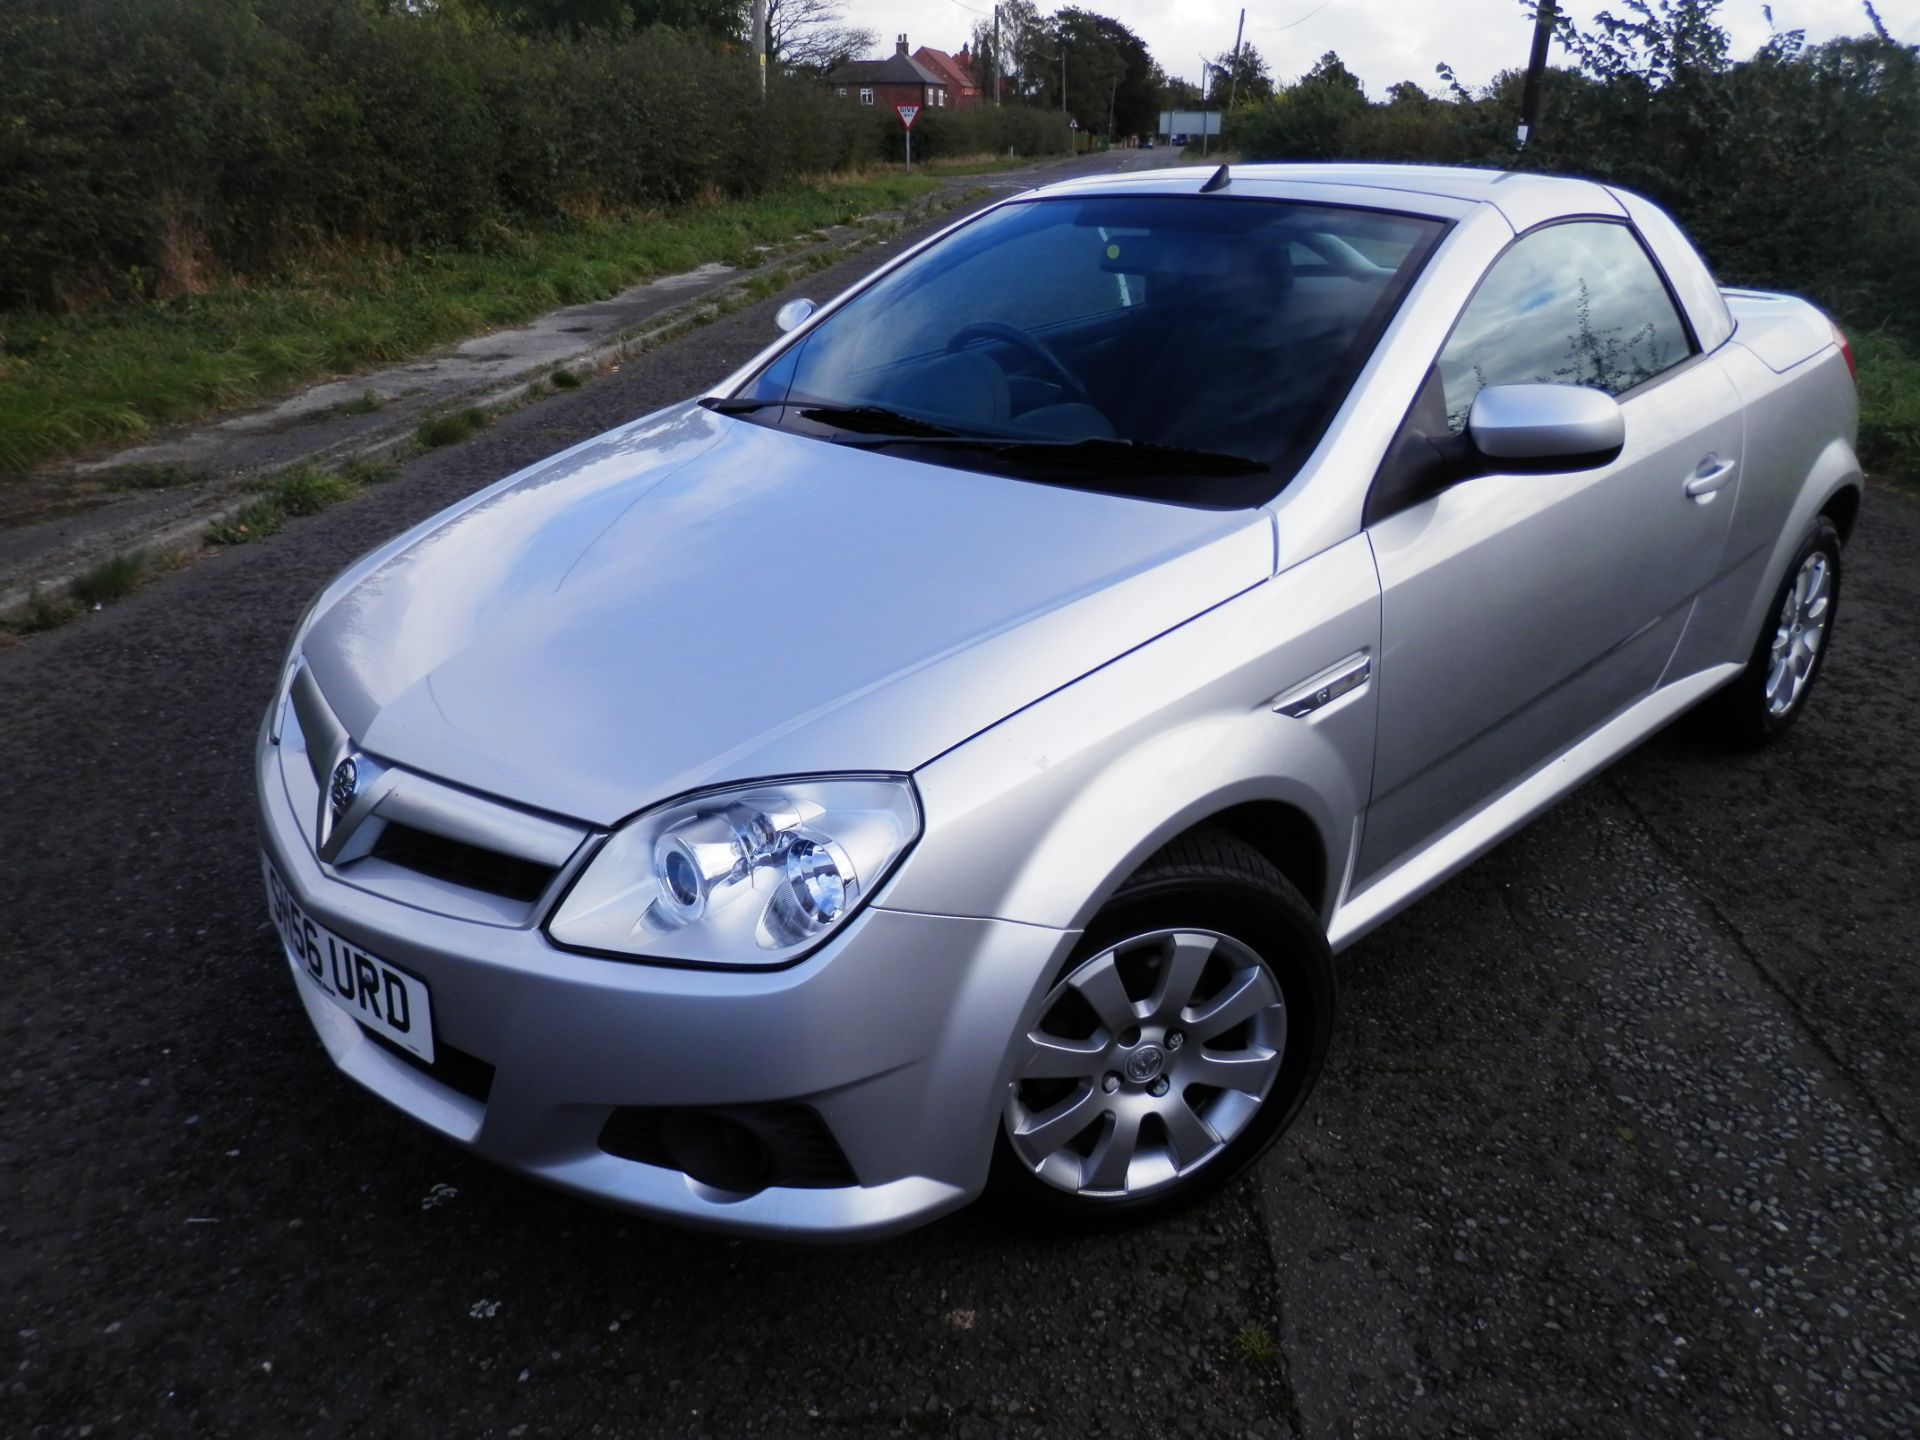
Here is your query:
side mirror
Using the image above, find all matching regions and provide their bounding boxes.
[774,298,817,333]
[1467,383,1624,471]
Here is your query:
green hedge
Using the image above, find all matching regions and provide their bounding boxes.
[875,104,1072,164]
[0,0,883,309]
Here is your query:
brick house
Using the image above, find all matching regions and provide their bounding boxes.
[912,44,983,108]
[825,35,950,112]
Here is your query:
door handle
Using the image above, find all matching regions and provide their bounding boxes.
[1684,456,1738,500]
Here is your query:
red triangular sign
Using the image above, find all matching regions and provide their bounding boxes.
[896,105,920,129]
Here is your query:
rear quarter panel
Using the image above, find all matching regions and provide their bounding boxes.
[1665,335,1861,679]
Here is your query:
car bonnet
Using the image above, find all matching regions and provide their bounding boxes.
[299,403,1273,825]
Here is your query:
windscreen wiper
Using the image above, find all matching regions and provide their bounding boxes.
[841,433,1268,476]
[795,404,964,438]
[701,396,963,439]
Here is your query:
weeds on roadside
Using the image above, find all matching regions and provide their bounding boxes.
[274,466,357,517]
[8,584,82,634]
[69,549,150,606]
[1234,1324,1280,1371]
[548,368,582,389]
[416,408,489,449]
[341,390,385,415]
[207,496,288,546]
[337,453,400,486]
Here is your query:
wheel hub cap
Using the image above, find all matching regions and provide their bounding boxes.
[1124,1045,1165,1084]
[1005,928,1288,1200]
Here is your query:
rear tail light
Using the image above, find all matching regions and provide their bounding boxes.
[1831,321,1856,381]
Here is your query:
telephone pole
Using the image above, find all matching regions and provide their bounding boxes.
[751,0,767,95]
[991,5,1000,106]
[1225,8,1246,114]
[1197,55,1211,157]
[1518,0,1557,146]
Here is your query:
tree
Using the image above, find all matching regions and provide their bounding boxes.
[763,0,871,74]
[970,0,1041,102]
[1544,0,1732,88]
[466,0,745,39]
[1206,41,1273,104]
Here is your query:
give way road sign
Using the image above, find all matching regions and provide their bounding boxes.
[896,104,920,129]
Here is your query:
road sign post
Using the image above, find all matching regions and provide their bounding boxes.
[896,104,919,169]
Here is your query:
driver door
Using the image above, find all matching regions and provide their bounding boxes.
[1355,219,1743,888]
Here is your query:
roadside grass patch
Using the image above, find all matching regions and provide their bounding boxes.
[340,390,385,415]
[8,584,82,634]
[417,408,489,449]
[207,496,287,546]
[337,453,401,486]
[548,368,583,389]
[1855,329,1920,486]
[69,549,150,606]
[1233,1323,1280,1371]
[0,175,939,481]
[274,465,358,516]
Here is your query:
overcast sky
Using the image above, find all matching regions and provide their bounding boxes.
[839,0,1917,97]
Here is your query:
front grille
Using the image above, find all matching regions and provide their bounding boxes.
[370,822,557,903]
[364,1028,497,1104]
[599,1103,857,1191]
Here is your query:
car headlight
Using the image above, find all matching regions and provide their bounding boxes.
[546,776,920,966]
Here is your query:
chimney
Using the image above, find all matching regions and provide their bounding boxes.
[895,34,908,56]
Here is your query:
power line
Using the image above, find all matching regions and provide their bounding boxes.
[1255,0,1338,33]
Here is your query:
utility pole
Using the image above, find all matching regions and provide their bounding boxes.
[1061,48,1069,153]
[751,0,767,95]
[1108,74,1117,144]
[1518,0,1557,147]
[1197,55,1211,157]
[1225,8,1246,114]
[991,5,1001,106]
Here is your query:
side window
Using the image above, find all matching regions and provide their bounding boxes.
[1438,222,1693,431]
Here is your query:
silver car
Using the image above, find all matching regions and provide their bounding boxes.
[257,163,1862,1239]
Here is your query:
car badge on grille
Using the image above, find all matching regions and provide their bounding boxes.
[329,756,360,822]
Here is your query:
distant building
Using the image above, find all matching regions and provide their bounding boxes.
[825,35,950,112]
[912,43,982,108]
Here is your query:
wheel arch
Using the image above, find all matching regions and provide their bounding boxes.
[1821,481,1863,546]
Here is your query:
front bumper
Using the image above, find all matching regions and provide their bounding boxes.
[257,738,1074,1241]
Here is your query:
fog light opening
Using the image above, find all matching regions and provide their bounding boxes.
[658,1112,774,1194]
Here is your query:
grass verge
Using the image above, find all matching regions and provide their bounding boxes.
[0,174,941,480]
[1855,329,1920,488]
[416,407,491,449]
[1,546,171,640]
[205,453,404,549]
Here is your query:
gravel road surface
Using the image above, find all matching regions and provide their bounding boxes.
[4,153,1915,1438]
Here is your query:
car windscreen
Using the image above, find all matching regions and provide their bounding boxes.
[723,194,1447,507]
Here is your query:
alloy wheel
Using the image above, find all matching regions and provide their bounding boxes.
[1765,550,1833,718]
[1006,928,1287,1199]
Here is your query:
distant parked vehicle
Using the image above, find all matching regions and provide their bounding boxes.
[1143,136,1156,149]
[259,163,1861,1240]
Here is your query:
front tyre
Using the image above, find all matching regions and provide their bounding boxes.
[991,828,1334,1226]
[1701,516,1843,745]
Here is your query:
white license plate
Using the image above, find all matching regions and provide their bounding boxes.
[263,856,436,1063]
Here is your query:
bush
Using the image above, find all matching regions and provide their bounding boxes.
[0,0,900,310]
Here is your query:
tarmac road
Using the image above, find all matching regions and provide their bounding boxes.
[3,156,1917,1439]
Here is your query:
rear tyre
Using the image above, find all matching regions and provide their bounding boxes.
[989,828,1334,1228]
[1699,516,1842,746]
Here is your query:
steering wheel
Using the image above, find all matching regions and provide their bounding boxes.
[946,321,1091,406]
